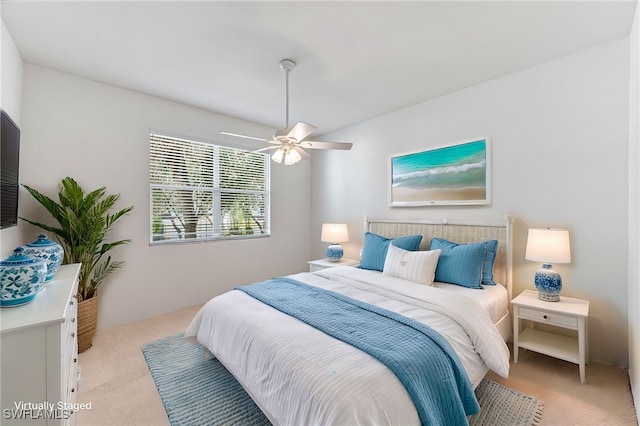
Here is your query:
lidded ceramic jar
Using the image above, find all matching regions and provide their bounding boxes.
[0,247,47,307]
[22,234,64,282]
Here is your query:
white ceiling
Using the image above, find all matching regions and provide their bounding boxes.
[2,1,637,135]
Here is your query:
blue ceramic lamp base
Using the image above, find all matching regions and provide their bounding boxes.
[534,263,562,302]
[326,244,344,262]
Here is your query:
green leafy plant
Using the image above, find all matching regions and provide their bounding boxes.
[20,177,133,301]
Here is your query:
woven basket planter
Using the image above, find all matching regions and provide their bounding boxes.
[77,295,98,353]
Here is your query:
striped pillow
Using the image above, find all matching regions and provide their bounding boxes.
[481,239,499,285]
[382,244,441,285]
[429,238,486,289]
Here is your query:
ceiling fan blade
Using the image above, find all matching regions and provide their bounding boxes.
[287,122,317,142]
[252,146,280,153]
[220,131,269,142]
[300,140,353,150]
[294,146,311,159]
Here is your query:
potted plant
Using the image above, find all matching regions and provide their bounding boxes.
[20,177,133,352]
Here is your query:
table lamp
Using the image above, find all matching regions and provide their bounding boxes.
[525,228,571,302]
[321,224,349,262]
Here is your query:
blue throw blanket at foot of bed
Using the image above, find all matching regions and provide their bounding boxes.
[236,277,480,426]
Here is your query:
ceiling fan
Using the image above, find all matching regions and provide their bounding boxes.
[220,59,353,165]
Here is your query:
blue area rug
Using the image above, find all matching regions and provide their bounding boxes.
[142,333,270,426]
[143,333,543,426]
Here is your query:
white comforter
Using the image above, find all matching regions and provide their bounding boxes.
[184,266,510,426]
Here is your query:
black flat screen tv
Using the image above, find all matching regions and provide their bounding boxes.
[1,109,20,229]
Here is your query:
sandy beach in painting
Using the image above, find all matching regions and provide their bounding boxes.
[392,186,486,203]
[391,139,488,204]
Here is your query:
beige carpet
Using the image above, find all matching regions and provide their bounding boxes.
[77,305,638,426]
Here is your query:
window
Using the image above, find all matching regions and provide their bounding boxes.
[149,132,270,244]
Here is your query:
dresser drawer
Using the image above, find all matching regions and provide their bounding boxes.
[62,297,78,353]
[62,338,76,392]
[64,355,78,426]
[519,307,578,328]
[66,358,78,404]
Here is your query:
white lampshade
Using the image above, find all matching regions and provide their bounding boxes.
[525,228,571,264]
[321,224,349,243]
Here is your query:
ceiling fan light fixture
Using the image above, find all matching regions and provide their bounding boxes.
[272,146,301,165]
[284,148,302,165]
[271,148,285,163]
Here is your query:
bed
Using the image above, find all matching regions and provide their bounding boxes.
[184,217,513,425]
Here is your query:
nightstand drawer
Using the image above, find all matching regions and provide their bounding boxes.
[519,307,578,328]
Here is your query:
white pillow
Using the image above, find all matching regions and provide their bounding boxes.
[382,244,441,285]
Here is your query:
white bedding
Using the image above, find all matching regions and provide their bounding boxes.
[184,266,510,426]
[432,280,509,323]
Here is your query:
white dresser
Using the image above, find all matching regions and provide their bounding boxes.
[1,264,81,425]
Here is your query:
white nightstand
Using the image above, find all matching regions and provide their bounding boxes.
[308,258,359,272]
[512,289,590,383]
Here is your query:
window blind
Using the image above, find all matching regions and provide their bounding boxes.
[149,133,270,244]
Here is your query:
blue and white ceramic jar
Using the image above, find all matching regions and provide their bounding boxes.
[22,234,64,282]
[0,247,47,307]
[534,263,562,302]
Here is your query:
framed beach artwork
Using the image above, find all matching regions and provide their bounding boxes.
[390,137,491,206]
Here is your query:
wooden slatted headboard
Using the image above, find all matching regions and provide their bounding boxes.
[365,217,513,301]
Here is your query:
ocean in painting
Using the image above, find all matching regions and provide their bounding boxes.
[391,140,487,203]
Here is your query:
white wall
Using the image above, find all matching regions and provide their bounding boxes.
[312,39,630,366]
[627,1,639,418]
[18,65,311,329]
[0,20,24,254]
[0,22,21,123]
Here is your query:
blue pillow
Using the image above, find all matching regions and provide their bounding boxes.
[359,232,423,272]
[482,240,499,285]
[429,238,486,289]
